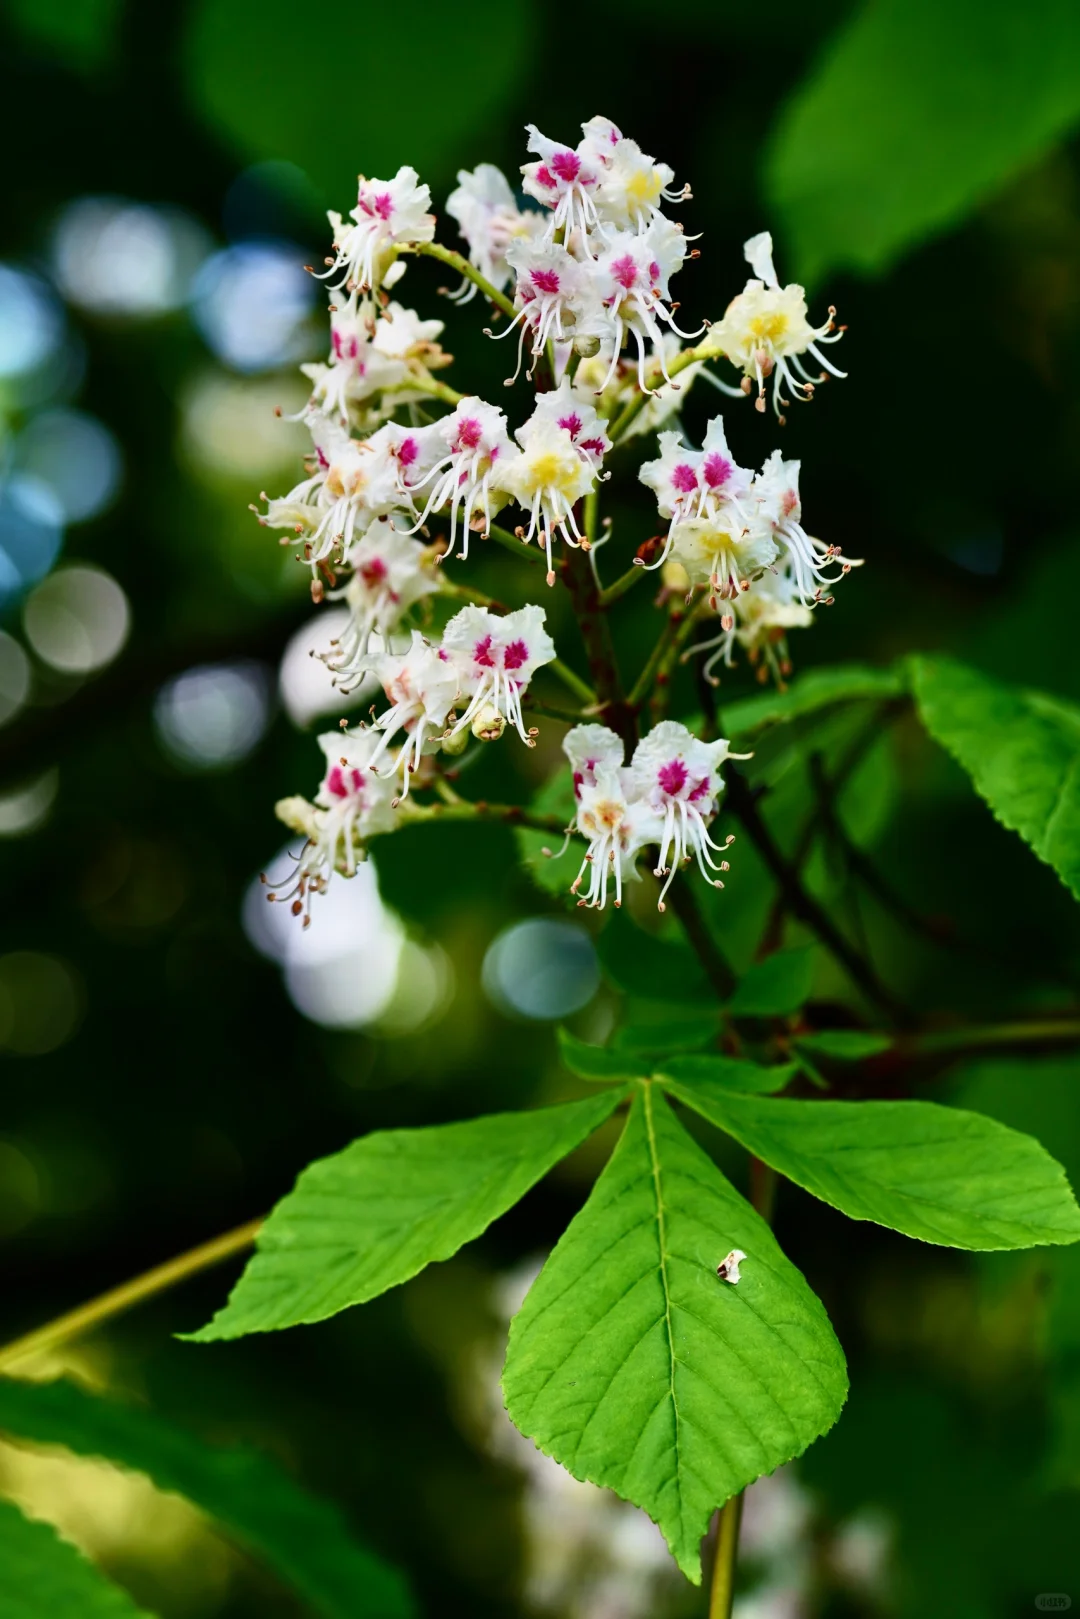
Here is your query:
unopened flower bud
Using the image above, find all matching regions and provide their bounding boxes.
[441,725,470,757]
[471,702,506,742]
[573,334,601,357]
[276,795,318,838]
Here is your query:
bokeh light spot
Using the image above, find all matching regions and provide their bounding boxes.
[51,197,209,317]
[0,266,64,380]
[154,660,272,769]
[0,769,59,838]
[15,409,123,524]
[0,476,65,604]
[23,564,130,674]
[0,632,32,727]
[482,918,599,1020]
[190,241,315,373]
[0,952,83,1056]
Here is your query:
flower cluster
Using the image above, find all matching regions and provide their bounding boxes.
[639,421,860,681]
[252,117,854,925]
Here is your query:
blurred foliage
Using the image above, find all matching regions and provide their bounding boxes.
[768,0,1080,282]
[0,0,1079,1614]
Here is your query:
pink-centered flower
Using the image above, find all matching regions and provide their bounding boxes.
[404,398,514,560]
[561,724,661,910]
[625,721,742,908]
[365,630,460,793]
[496,239,598,381]
[265,730,399,924]
[442,604,556,744]
[319,166,435,299]
[521,125,605,238]
[301,298,446,425]
[592,218,701,393]
[639,415,753,564]
[320,518,441,690]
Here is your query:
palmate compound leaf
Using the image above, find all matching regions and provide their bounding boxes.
[0,1376,412,1619]
[0,1496,153,1618]
[911,655,1080,900]
[502,1085,848,1582]
[189,1090,625,1342]
[662,1082,1080,1251]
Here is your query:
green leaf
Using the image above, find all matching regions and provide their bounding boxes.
[557,1029,649,1084]
[658,1054,799,1096]
[596,915,711,1005]
[0,1378,412,1619]
[666,1087,1080,1251]
[792,1031,894,1061]
[502,1086,848,1581]
[720,665,902,744]
[767,0,1080,283]
[189,1091,625,1342]
[0,1497,153,1617]
[515,767,579,898]
[184,0,530,204]
[911,655,1080,900]
[727,949,816,1017]
[610,1012,722,1058]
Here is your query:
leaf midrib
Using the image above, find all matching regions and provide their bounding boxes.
[642,1085,682,1515]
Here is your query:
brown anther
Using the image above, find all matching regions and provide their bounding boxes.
[311,578,324,603]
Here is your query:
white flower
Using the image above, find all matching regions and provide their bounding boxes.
[708,231,846,419]
[366,630,459,791]
[265,731,399,924]
[625,721,738,908]
[258,412,407,578]
[404,397,514,560]
[592,218,701,392]
[668,509,779,606]
[321,167,435,299]
[590,128,689,232]
[320,517,441,690]
[497,239,599,379]
[691,565,814,687]
[521,125,605,238]
[529,379,611,470]
[562,723,660,910]
[442,604,556,744]
[564,722,628,797]
[446,164,544,298]
[754,450,860,605]
[571,764,661,910]
[492,395,608,582]
[638,414,753,563]
[301,300,447,427]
